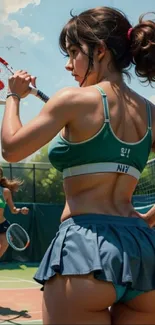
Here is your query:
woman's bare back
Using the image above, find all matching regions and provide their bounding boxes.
[61,82,155,220]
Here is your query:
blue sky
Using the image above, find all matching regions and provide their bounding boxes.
[0,0,155,162]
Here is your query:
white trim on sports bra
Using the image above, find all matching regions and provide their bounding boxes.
[63,162,140,180]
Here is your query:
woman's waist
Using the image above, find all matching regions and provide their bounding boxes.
[0,216,6,224]
[61,200,138,222]
[63,174,135,207]
[60,213,149,229]
[61,196,135,222]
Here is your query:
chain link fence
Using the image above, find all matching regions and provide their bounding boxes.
[0,162,64,204]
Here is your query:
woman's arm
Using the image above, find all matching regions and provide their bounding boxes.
[141,205,155,227]
[1,72,78,162]
[3,188,21,214]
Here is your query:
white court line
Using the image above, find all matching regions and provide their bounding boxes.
[28,311,41,314]
[0,280,22,283]
[0,275,41,289]
[0,276,40,285]
[0,275,41,290]
[0,320,42,324]
[0,287,41,290]
[27,320,42,322]
[0,276,22,279]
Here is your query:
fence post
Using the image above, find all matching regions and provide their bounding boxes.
[33,164,36,203]
[9,163,13,179]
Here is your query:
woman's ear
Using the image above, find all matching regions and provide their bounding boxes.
[97,46,106,61]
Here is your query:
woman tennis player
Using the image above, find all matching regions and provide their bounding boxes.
[0,167,29,258]
[1,6,155,325]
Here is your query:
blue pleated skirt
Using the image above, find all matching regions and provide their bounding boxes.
[34,214,155,291]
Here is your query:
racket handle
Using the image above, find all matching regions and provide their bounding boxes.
[30,87,49,103]
[36,90,49,103]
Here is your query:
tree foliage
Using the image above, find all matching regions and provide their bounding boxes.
[2,145,65,203]
[30,145,65,203]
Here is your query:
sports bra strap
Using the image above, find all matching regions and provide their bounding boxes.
[93,85,110,122]
[94,86,152,132]
[145,99,152,130]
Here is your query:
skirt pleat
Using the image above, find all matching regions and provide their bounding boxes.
[34,214,155,291]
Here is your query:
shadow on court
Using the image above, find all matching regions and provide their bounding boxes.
[0,307,30,318]
[0,307,31,324]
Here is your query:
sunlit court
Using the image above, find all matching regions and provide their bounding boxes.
[0,0,155,324]
[0,263,42,324]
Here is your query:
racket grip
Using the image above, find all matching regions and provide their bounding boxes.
[37,90,49,103]
[30,87,49,103]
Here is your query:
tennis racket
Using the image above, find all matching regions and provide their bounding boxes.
[0,57,49,104]
[6,223,30,251]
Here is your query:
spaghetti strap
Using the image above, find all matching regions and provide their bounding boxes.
[93,85,110,122]
[145,99,152,130]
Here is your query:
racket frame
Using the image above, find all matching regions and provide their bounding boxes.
[6,223,30,251]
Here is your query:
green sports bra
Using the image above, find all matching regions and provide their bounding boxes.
[0,186,6,209]
[48,85,152,180]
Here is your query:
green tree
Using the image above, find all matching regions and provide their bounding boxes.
[3,144,65,203]
[31,146,49,163]
[30,145,65,203]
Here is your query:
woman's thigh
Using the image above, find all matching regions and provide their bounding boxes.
[0,233,8,258]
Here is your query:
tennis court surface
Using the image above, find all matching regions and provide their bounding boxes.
[0,263,42,324]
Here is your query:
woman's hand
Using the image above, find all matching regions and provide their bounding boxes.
[8,70,36,98]
[12,207,21,214]
[12,206,29,215]
[131,207,155,228]
[138,212,155,228]
[20,207,29,215]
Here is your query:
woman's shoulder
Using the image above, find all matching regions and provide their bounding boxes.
[123,87,155,114]
[0,187,8,199]
[56,86,98,100]
[52,86,99,112]
[2,187,11,195]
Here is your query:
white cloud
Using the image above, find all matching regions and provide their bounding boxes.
[2,20,44,43]
[0,0,43,43]
[3,0,40,16]
[149,96,155,104]
[0,0,41,20]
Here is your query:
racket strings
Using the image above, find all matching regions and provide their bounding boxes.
[0,63,12,100]
[8,226,29,249]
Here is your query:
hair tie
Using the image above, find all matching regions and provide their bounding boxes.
[127,28,133,40]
